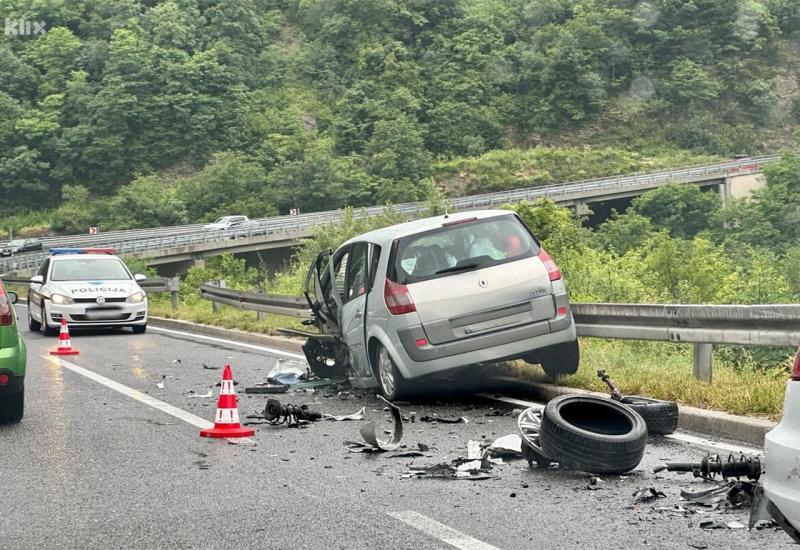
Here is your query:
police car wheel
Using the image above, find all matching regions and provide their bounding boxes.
[27,299,41,332]
[41,304,57,336]
[132,324,147,334]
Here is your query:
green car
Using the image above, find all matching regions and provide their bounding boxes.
[0,279,25,422]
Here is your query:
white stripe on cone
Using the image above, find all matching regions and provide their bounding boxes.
[214,408,240,425]
[220,380,235,395]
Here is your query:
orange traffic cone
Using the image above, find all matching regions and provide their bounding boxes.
[50,319,79,356]
[200,364,254,438]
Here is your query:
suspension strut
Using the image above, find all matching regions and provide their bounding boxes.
[654,453,762,481]
[263,398,322,427]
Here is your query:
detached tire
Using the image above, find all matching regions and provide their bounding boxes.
[539,394,647,474]
[618,396,678,436]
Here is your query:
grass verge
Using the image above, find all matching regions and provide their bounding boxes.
[151,301,787,420]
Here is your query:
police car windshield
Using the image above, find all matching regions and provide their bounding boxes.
[51,258,131,282]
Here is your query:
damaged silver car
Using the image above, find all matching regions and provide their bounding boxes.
[293,210,579,399]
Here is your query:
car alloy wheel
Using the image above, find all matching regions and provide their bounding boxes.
[377,346,396,398]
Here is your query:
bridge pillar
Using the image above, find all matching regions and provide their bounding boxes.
[719,173,766,205]
[193,257,206,269]
[693,343,713,383]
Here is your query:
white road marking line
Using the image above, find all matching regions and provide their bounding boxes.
[148,325,307,360]
[665,431,763,456]
[479,394,764,454]
[44,355,213,430]
[389,511,501,550]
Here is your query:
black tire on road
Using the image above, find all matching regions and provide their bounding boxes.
[539,394,647,474]
[0,390,24,423]
[132,324,147,334]
[618,395,679,435]
[537,340,580,379]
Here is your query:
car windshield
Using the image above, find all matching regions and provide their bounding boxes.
[211,217,228,224]
[393,215,539,284]
[50,258,132,281]
[10,240,25,246]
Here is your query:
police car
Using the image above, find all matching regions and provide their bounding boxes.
[27,249,148,335]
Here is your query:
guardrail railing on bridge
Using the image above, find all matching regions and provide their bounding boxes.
[0,155,779,272]
[197,283,800,383]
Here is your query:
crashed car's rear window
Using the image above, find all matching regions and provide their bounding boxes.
[391,215,540,284]
[50,258,132,281]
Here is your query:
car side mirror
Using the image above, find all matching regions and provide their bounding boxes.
[134,274,147,282]
[30,275,44,284]
[7,291,17,304]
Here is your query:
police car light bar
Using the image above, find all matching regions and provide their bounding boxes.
[49,248,117,255]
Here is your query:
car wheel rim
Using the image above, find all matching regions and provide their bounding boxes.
[378,347,395,397]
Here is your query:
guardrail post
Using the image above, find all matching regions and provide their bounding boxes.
[211,280,226,313]
[167,277,180,311]
[257,311,266,321]
[693,343,713,383]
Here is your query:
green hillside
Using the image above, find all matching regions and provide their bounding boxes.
[0,0,798,231]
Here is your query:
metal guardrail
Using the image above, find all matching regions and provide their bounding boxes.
[198,282,311,319]
[197,286,799,382]
[0,275,181,310]
[0,155,779,272]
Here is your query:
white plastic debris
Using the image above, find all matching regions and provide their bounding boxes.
[266,358,308,385]
[487,434,523,457]
[323,407,366,421]
[467,440,483,460]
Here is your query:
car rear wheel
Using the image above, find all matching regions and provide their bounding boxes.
[0,390,24,423]
[537,340,580,379]
[375,344,408,401]
[132,324,147,334]
[27,298,41,332]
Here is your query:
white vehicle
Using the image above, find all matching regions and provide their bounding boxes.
[203,215,249,231]
[757,345,800,543]
[27,248,148,335]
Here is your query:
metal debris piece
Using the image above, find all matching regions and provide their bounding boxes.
[418,414,468,424]
[632,487,667,503]
[263,398,322,427]
[245,382,289,394]
[202,363,220,370]
[586,476,606,491]
[417,443,429,452]
[699,520,728,530]
[359,396,403,451]
[681,480,756,509]
[655,453,761,481]
[597,369,623,401]
[487,434,523,458]
[156,375,166,389]
[726,521,746,529]
[323,407,366,421]
[385,451,425,458]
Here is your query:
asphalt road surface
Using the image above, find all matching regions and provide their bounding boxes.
[1,305,793,549]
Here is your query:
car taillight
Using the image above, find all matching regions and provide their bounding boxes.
[384,278,416,315]
[538,249,561,281]
[0,285,10,326]
[791,345,800,381]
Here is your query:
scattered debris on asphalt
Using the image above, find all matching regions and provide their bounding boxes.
[202,363,220,370]
[188,386,213,398]
[266,358,310,385]
[699,520,728,530]
[244,382,289,394]
[418,414,468,424]
[467,440,483,460]
[263,398,321,427]
[323,407,366,421]
[403,457,495,481]
[654,453,761,481]
[681,480,757,509]
[632,487,667,503]
[360,396,403,451]
[171,359,182,364]
[487,434,523,458]
[156,375,166,389]
[585,476,606,491]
